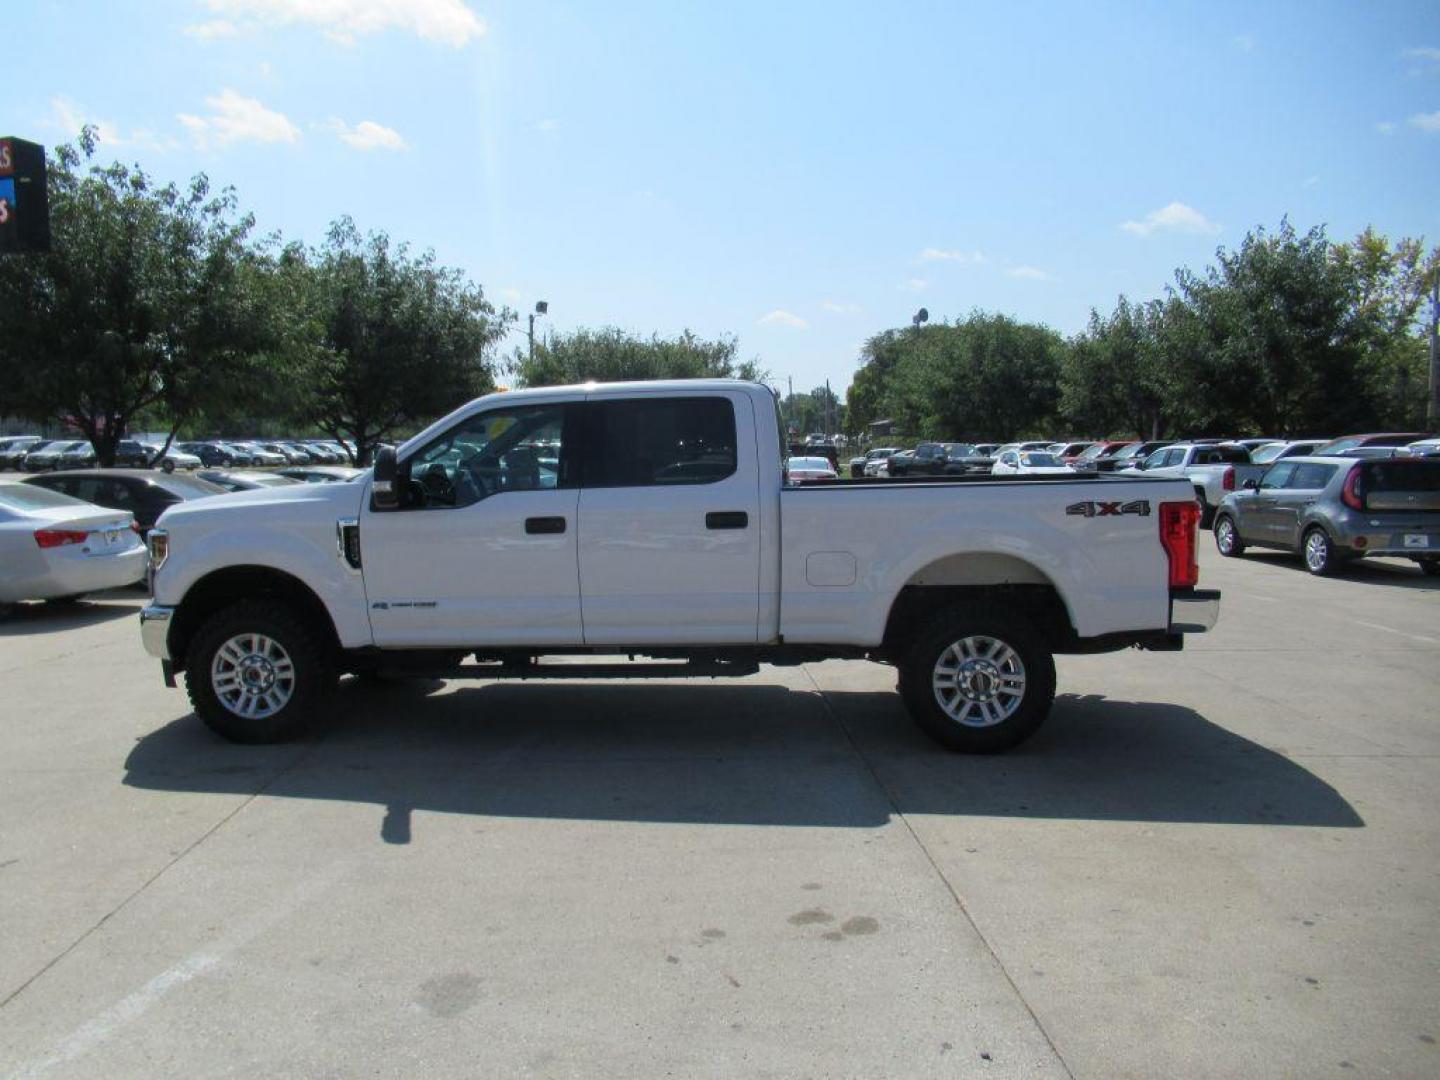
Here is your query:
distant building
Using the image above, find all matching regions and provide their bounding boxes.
[868,418,896,438]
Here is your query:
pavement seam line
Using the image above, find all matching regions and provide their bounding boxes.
[0,738,322,1012]
[800,664,1076,1080]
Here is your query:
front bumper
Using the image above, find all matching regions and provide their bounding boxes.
[140,604,175,660]
[1169,589,1221,634]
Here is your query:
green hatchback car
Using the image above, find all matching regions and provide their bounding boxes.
[1213,456,1440,577]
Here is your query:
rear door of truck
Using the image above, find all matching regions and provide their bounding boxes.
[576,389,763,644]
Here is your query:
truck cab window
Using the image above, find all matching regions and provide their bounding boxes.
[583,397,737,487]
[404,405,570,509]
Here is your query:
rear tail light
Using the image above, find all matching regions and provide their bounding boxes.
[1222,466,1235,492]
[35,528,89,549]
[1159,501,1201,589]
[1340,464,1364,510]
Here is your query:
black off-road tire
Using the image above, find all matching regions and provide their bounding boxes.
[1301,526,1341,577]
[898,610,1056,753]
[1214,514,1245,557]
[1418,559,1440,578]
[184,599,333,743]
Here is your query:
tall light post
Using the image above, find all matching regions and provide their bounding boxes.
[528,300,549,363]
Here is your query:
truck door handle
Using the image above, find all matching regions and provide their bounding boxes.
[705,511,749,530]
[525,516,567,535]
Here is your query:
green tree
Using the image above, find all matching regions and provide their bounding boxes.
[297,217,510,464]
[1060,297,1174,438]
[509,326,765,387]
[0,129,267,464]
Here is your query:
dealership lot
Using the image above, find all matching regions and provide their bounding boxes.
[1,546,1437,1079]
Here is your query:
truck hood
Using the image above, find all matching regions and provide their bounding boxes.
[157,478,368,532]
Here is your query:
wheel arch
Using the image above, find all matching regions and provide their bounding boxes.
[170,565,341,672]
[880,552,1077,657]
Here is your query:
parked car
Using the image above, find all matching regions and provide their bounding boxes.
[990,449,1073,476]
[888,442,969,477]
[1402,438,1440,458]
[23,470,227,536]
[1249,440,1327,465]
[860,447,901,477]
[1070,440,1133,473]
[1092,440,1169,473]
[1231,438,1283,452]
[0,481,147,607]
[139,378,1217,751]
[177,441,240,468]
[1122,442,1265,526]
[197,470,304,492]
[1315,433,1433,456]
[1214,456,1440,576]
[0,436,44,470]
[294,441,343,464]
[1052,441,1096,464]
[253,441,310,464]
[276,466,365,484]
[232,442,287,467]
[114,441,203,472]
[57,442,99,469]
[21,440,91,472]
[786,455,839,481]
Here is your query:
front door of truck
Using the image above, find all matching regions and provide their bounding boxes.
[360,402,584,648]
[576,392,762,645]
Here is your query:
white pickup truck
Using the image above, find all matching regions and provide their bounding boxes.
[1122,442,1266,526]
[139,380,1218,752]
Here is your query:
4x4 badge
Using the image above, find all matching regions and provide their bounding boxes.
[1066,500,1151,518]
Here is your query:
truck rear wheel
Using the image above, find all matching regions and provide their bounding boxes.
[899,611,1055,753]
[185,600,332,743]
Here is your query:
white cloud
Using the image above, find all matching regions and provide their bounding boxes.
[1408,110,1440,133]
[1403,46,1440,64]
[179,89,300,149]
[326,118,407,151]
[536,118,559,132]
[498,287,522,302]
[821,300,861,314]
[193,0,486,47]
[898,278,928,292]
[1007,265,1051,281]
[1120,201,1222,238]
[47,97,178,152]
[1303,175,1319,188]
[1232,34,1256,53]
[758,309,808,329]
[1377,120,1398,134]
[919,247,985,264]
[185,19,240,39]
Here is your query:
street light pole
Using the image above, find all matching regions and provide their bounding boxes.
[1428,278,1439,427]
[528,300,549,363]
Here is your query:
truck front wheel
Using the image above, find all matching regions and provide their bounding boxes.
[899,612,1056,753]
[185,600,333,743]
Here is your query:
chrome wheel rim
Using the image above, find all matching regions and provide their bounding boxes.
[1216,519,1234,553]
[211,633,296,719]
[932,635,1027,728]
[1305,532,1328,571]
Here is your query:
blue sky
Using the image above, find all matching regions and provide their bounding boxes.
[11,1,1440,395]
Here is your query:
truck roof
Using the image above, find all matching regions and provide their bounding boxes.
[470,378,768,407]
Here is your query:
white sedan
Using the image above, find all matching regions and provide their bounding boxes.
[786,455,839,481]
[990,450,1074,476]
[0,482,147,606]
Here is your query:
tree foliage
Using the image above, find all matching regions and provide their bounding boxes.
[510,327,765,387]
[0,129,263,464]
[295,218,509,463]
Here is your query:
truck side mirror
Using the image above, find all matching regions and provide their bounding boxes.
[372,444,399,510]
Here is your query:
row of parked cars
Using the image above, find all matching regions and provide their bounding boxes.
[0,435,355,473]
[0,461,363,611]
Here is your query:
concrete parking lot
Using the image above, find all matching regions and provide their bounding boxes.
[1,544,1437,1079]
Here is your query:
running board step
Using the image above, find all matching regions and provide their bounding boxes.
[374,660,762,681]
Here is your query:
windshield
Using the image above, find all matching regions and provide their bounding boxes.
[788,457,833,471]
[1020,453,1062,467]
[154,475,228,497]
[1249,443,1286,464]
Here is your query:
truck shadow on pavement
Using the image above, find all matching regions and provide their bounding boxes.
[123,679,1363,842]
